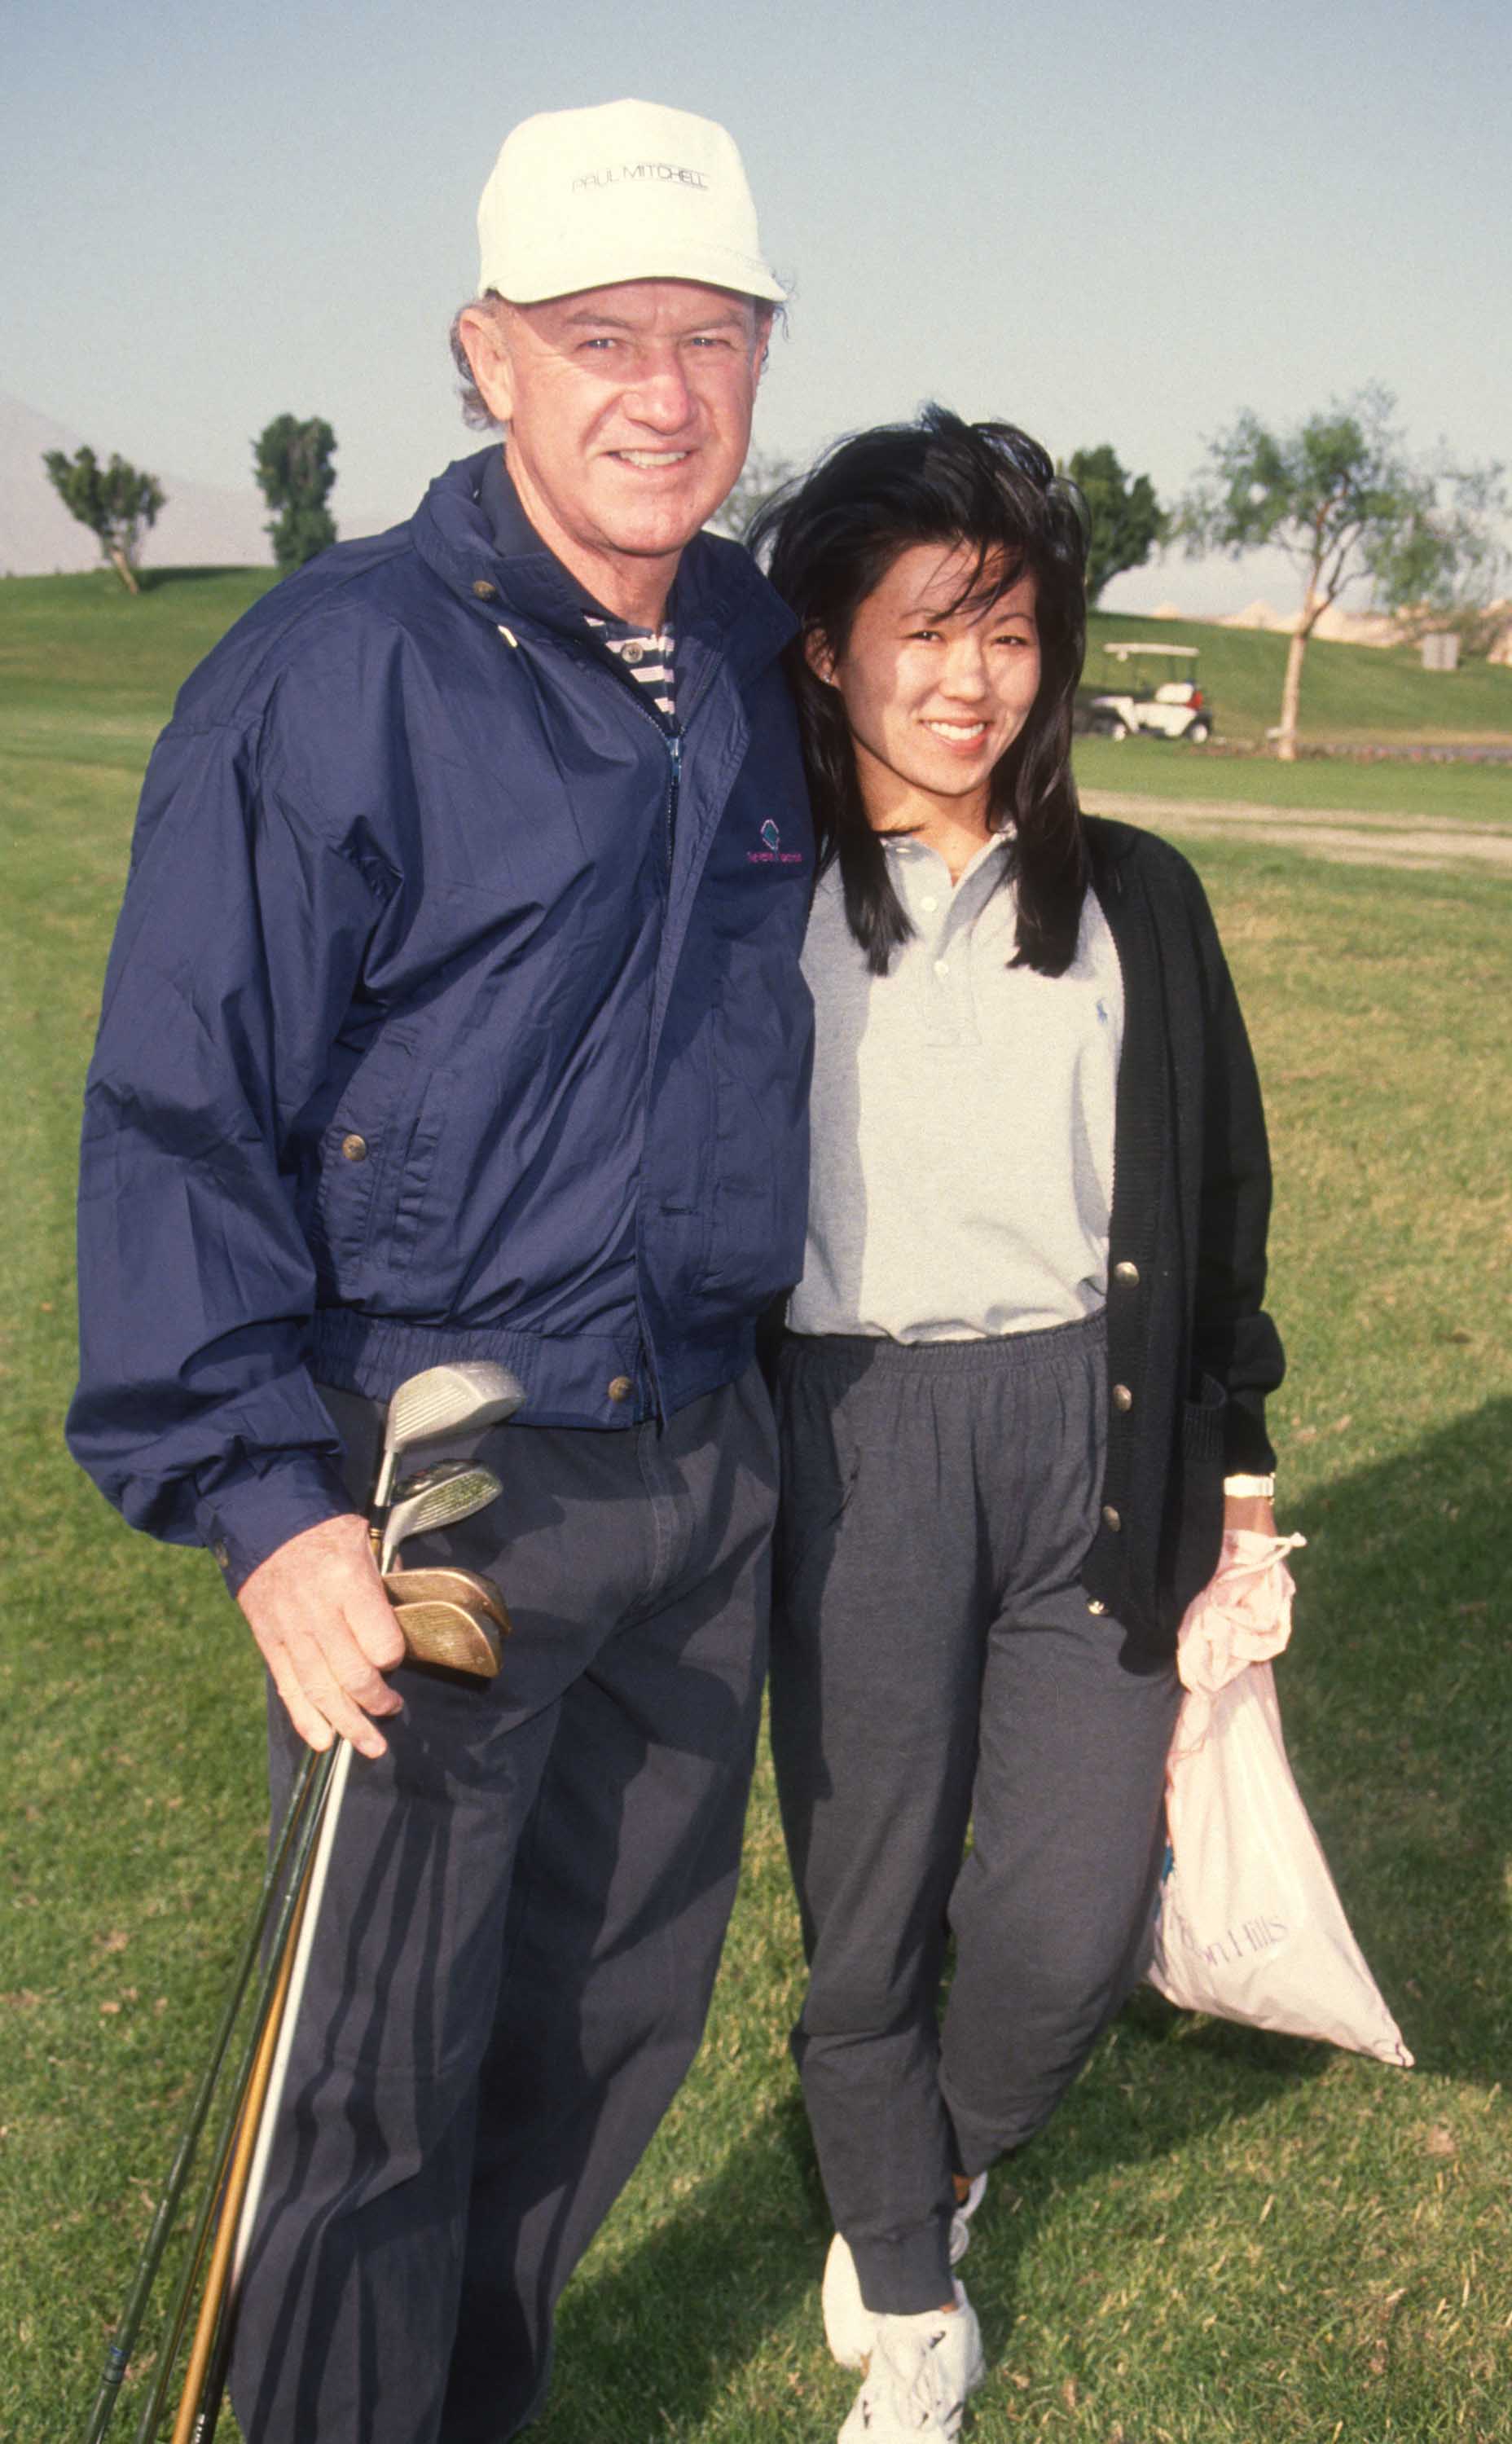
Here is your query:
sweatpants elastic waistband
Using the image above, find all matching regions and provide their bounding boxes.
[780,1308,1106,1382]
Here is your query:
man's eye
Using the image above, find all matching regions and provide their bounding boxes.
[907,627,943,643]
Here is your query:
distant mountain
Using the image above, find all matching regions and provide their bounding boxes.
[0,396,389,576]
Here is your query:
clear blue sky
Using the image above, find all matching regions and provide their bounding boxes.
[7,0,1508,610]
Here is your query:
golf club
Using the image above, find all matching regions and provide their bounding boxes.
[369,1360,526,1513]
[165,1364,521,2437]
[79,1748,323,2444]
[86,1362,522,2439]
[379,1459,503,1571]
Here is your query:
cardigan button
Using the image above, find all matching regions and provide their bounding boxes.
[1113,1259,1140,1287]
[1101,1505,1122,1532]
[1111,1382,1133,1412]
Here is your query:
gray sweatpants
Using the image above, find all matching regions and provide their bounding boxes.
[770,1317,1180,2314]
[230,1365,776,2444]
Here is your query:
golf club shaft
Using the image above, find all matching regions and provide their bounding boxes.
[166,1738,357,2442]
[125,1743,341,2444]
[168,1878,308,2444]
[230,1735,354,2288]
[81,1745,322,2444]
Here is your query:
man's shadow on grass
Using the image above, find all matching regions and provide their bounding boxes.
[536,1399,1510,2437]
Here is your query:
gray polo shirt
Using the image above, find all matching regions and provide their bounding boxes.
[789,831,1124,1342]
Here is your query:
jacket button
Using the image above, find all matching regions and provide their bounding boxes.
[1086,1598,1108,1615]
[1113,1259,1140,1286]
[340,1132,368,1163]
[211,1540,231,1571]
[1101,1505,1122,1532]
[607,1375,635,1404]
[1112,1382,1133,1412]
[472,578,499,600]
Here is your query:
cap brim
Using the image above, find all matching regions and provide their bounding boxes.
[485,244,785,307]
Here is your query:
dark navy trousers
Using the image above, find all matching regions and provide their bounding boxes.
[230,1365,776,2443]
[770,1317,1180,2314]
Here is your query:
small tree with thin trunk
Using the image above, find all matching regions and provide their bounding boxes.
[253,415,338,573]
[1176,387,1505,758]
[42,446,165,595]
[1064,444,1165,605]
[707,448,798,543]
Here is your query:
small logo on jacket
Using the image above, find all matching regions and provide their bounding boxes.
[749,817,804,868]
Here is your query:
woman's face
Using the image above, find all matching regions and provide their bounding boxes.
[810,542,1042,820]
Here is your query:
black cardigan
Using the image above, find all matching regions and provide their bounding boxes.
[1079,816,1284,1651]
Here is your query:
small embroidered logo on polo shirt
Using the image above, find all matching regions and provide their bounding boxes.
[749,817,803,868]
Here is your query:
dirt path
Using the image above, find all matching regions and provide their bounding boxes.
[1079,789,1512,873]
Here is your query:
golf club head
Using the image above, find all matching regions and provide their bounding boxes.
[379,1462,503,1572]
[385,1565,512,1637]
[371,1361,527,1506]
[388,1596,503,1679]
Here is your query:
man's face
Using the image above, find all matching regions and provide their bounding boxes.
[462,279,770,615]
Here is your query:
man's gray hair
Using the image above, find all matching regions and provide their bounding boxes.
[450,293,510,430]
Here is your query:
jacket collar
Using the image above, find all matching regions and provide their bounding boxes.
[410,446,794,680]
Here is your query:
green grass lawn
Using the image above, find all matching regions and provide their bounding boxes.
[1087,607,1512,750]
[2,578,1510,2443]
[1073,736,1512,825]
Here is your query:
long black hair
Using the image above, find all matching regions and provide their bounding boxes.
[749,406,1090,975]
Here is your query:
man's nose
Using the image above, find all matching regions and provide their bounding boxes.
[621,355,697,432]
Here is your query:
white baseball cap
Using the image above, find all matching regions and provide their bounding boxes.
[476,99,786,306]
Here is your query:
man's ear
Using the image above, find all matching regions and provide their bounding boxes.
[803,626,838,686]
[458,301,516,425]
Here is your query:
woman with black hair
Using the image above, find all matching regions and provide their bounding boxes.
[751,409,1286,2444]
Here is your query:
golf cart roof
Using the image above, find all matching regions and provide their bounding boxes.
[1100,642,1199,662]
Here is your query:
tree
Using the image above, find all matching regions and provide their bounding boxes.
[1063,444,1165,604]
[1176,386,1507,759]
[706,448,797,543]
[42,446,165,595]
[253,414,338,573]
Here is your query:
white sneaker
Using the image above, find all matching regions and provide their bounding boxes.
[822,2178,987,2369]
[837,2286,986,2442]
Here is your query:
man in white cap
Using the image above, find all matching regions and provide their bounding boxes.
[69,99,812,2440]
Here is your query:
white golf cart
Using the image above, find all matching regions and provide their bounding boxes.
[1084,643,1213,743]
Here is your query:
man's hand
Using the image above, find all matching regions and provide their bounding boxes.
[237,1514,408,1758]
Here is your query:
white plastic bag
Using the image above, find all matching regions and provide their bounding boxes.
[1148,1532,1413,2068]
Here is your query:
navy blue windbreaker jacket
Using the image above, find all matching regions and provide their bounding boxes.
[67,451,815,1588]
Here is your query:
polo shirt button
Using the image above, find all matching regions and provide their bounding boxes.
[934,958,950,978]
[1112,1382,1133,1412]
[607,1375,635,1404]
[1101,1505,1122,1532]
[921,895,939,912]
[341,1132,368,1163]
[1113,1259,1140,1286]
[472,579,499,600]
